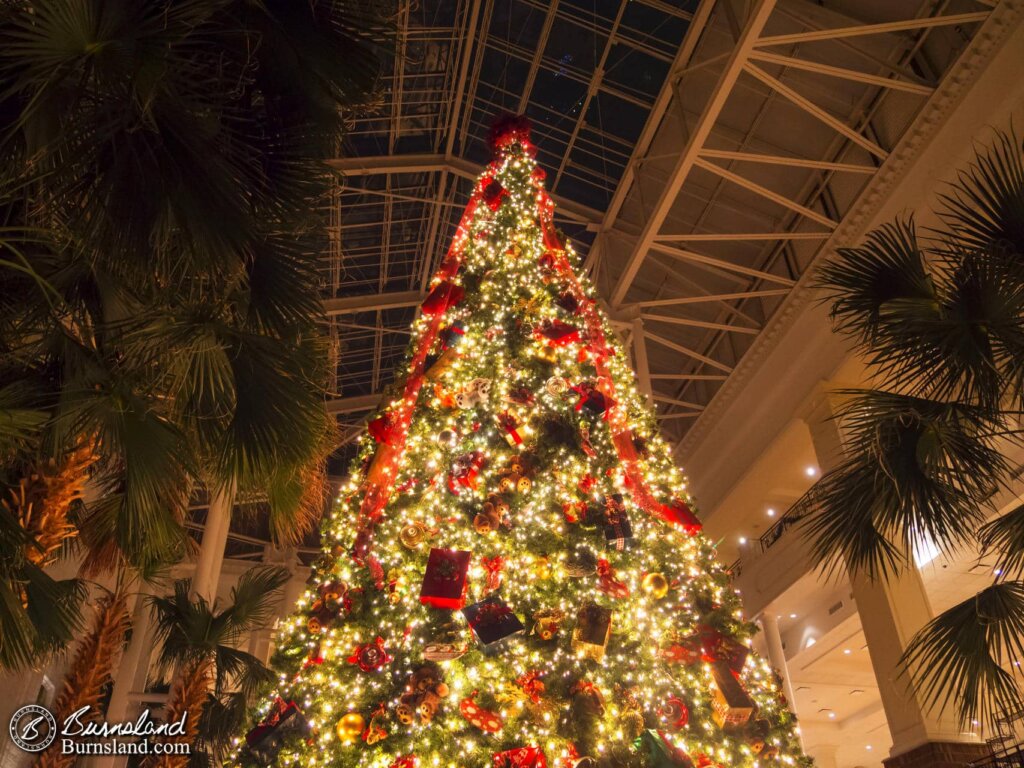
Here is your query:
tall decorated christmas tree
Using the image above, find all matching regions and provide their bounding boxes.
[236,119,810,768]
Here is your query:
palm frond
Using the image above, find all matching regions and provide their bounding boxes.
[801,390,1007,578]
[901,580,1024,724]
[0,381,48,459]
[212,645,275,700]
[815,218,934,345]
[979,502,1024,576]
[221,565,289,637]
[936,127,1024,255]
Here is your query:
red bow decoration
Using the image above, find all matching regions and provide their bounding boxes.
[571,382,614,418]
[596,558,629,598]
[367,412,399,445]
[487,114,534,157]
[482,180,508,210]
[537,319,580,346]
[388,757,419,768]
[421,280,465,315]
[347,637,393,672]
[659,498,703,536]
[482,556,506,593]
[493,746,547,768]
[516,671,545,704]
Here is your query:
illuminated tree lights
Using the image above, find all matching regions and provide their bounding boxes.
[234,120,810,768]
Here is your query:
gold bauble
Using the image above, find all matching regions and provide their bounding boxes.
[336,713,365,744]
[399,522,428,549]
[641,572,670,599]
[532,555,551,580]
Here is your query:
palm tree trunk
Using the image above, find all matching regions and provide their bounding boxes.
[34,587,130,768]
[4,442,96,568]
[145,658,213,768]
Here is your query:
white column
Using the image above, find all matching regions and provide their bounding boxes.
[803,389,977,758]
[191,484,235,601]
[759,610,804,750]
[104,591,153,722]
[759,611,798,716]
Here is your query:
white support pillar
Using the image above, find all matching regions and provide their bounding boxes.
[631,316,653,407]
[803,389,984,766]
[104,591,154,722]
[759,611,798,715]
[192,483,235,601]
[758,610,804,750]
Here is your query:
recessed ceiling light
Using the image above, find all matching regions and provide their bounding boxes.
[828,712,836,719]
[866,746,873,751]
[843,649,852,655]
[767,508,776,517]
[805,466,818,477]
[739,536,747,545]
[789,613,797,619]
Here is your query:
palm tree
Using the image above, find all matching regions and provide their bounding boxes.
[144,566,290,768]
[807,128,1024,725]
[0,0,392,666]
[34,584,132,768]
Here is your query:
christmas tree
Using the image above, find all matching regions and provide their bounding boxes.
[237,118,810,768]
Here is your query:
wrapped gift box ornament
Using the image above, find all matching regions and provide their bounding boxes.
[462,595,525,654]
[571,603,612,660]
[245,698,309,765]
[419,548,472,609]
[709,662,756,729]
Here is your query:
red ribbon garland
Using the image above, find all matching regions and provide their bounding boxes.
[535,194,703,537]
[349,171,493,572]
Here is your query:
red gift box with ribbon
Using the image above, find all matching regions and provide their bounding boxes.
[419,548,472,609]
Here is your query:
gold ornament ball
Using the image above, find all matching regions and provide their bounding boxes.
[641,572,670,599]
[399,522,428,549]
[336,713,365,744]
[532,555,551,580]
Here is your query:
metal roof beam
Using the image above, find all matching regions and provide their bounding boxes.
[749,50,935,95]
[326,394,382,415]
[754,11,989,47]
[649,241,797,287]
[327,154,604,225]
[642,313,760,335]
[692,156,840,228]
[324,290,424,315]
[644,330,734,373]
[609,0,779,307]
